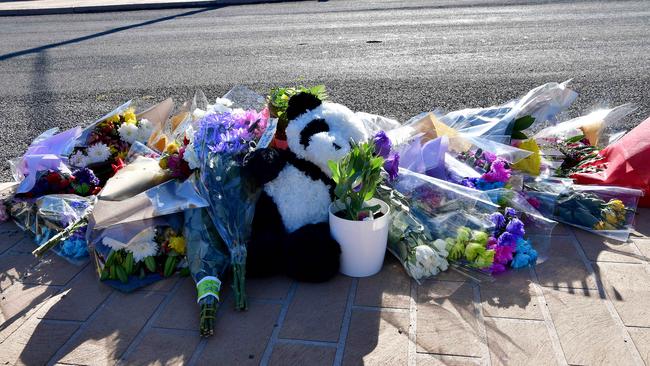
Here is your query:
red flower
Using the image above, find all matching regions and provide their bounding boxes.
[111,158,125,174]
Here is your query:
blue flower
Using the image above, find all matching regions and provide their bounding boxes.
[504,207,517,218]
[497,232,516,247]
[511,252,532,268]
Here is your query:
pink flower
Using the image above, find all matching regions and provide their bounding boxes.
[482,151,497,163]
[482,159,511,183]
[494,244,514,264]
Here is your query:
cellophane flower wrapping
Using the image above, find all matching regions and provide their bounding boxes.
[570,115,650,207]
[87,214,186,292]
[193,105,267,310]
[10,194,95,265]
[484,189,557,265]
[379,168,500,282]
[523,179,642,241]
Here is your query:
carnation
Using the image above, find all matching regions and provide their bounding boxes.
[137,118,154,142]
[86,143,111,164]
[118,122,139,144]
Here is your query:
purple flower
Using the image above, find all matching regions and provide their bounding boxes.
[493,244,514,264]
[384,153,400,181]
[490,262,507,274]
[506,218,525,237]
[490,212,506,230]
[482,151,497,164]
[504,207,517,218]
[497,232,517,247]
[72,168,100,186]
[373,131,392,158]
[487,236,498,247]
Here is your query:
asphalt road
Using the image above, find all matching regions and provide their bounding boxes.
[0,0,648,181]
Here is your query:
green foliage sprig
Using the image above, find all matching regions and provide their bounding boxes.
[328,141,385,221]
[267,85,328,140]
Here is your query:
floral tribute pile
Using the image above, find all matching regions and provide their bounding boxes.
[1,81,647,337]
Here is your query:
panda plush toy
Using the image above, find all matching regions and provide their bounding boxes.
[245,92,368,282]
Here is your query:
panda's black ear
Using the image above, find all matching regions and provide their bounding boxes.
[286,92,322,121]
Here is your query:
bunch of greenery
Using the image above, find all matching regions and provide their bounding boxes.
[329,140,385,221]
[267,85,328,140]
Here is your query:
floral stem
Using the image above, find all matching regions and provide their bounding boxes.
[232,262,248,311]
[32,217,88,258]
[199,301,218,337]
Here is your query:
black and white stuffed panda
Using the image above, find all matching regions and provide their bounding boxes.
[245,93,368,282]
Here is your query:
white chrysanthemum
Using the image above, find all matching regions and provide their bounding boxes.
[136,118,154,142]
[126,240,158,263]
[118,122,139,144]
[69,151,88,167]
[103,237,128,251]
[87,142,111,163]
[183,142,200,170]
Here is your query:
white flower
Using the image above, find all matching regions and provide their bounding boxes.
[126,240,158,263]
[87,142,111,163]
[118,123,139,144]
[212,103,232,115]
[415,245,436,267]
[215,97,233,107]
[192,108,207,120]
[69,151,88,167]
[432,239,449,257]
[103,237,129,251]
[136,118,154,142]
[230,108,245,118]
[183,142,200,170]
[185,125,196,143]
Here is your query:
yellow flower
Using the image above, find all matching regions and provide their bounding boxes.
[106,114,120,124]
[594,221,606,230]
[603,209,618,225]
[512,139,541,175]
[608,199,625,213]
[168,236,186,255]
[159,157,168,170]
[123,108,137,124]
[116,150,128,161]
[165,141,179,155]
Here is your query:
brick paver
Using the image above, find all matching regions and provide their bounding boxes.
[1,210,650,365]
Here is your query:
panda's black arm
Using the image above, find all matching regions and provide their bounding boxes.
[243,148,287,187]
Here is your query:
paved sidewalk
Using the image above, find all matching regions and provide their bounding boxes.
[0,0,287,16]
[1,210,650,365]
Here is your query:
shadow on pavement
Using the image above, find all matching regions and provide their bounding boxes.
[0,6,218,62]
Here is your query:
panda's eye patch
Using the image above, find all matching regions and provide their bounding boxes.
[300,119,329,147]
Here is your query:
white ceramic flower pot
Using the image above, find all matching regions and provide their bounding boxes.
[329,198,391,277]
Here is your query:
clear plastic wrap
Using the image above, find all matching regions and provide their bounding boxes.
[523,179,642,241]
[378,168,500,282]
[534,104,636,147]
[11,194,95,265]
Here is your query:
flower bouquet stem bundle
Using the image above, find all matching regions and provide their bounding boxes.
[193,108,268,310]
[184,208,229,337]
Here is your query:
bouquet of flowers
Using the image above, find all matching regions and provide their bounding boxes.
[571,115,650,207]
[485,208,537,273]
[524,180,642,241]
[90,216,186,289]
[453,149,513,190]
[16,167,101,198]
[381,168,501,280]
[193,106,269,310]
[11,194,95,263]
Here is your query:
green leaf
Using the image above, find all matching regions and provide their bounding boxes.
[565,135,585,143]
[511,130,528,140]
[513,116,535,131]
[144,256,157,272]
[124,252,134,275]
[115,265,128,283]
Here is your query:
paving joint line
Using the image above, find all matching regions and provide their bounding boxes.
[569,231,645,366]
[117,276,187,364]
[528,266,568,366]
[259,281,298,366]
[407,279,417,366]
[333,277,357,366]
[472,282,490,366]
[275,338,338,348]
[351,304,409,313]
